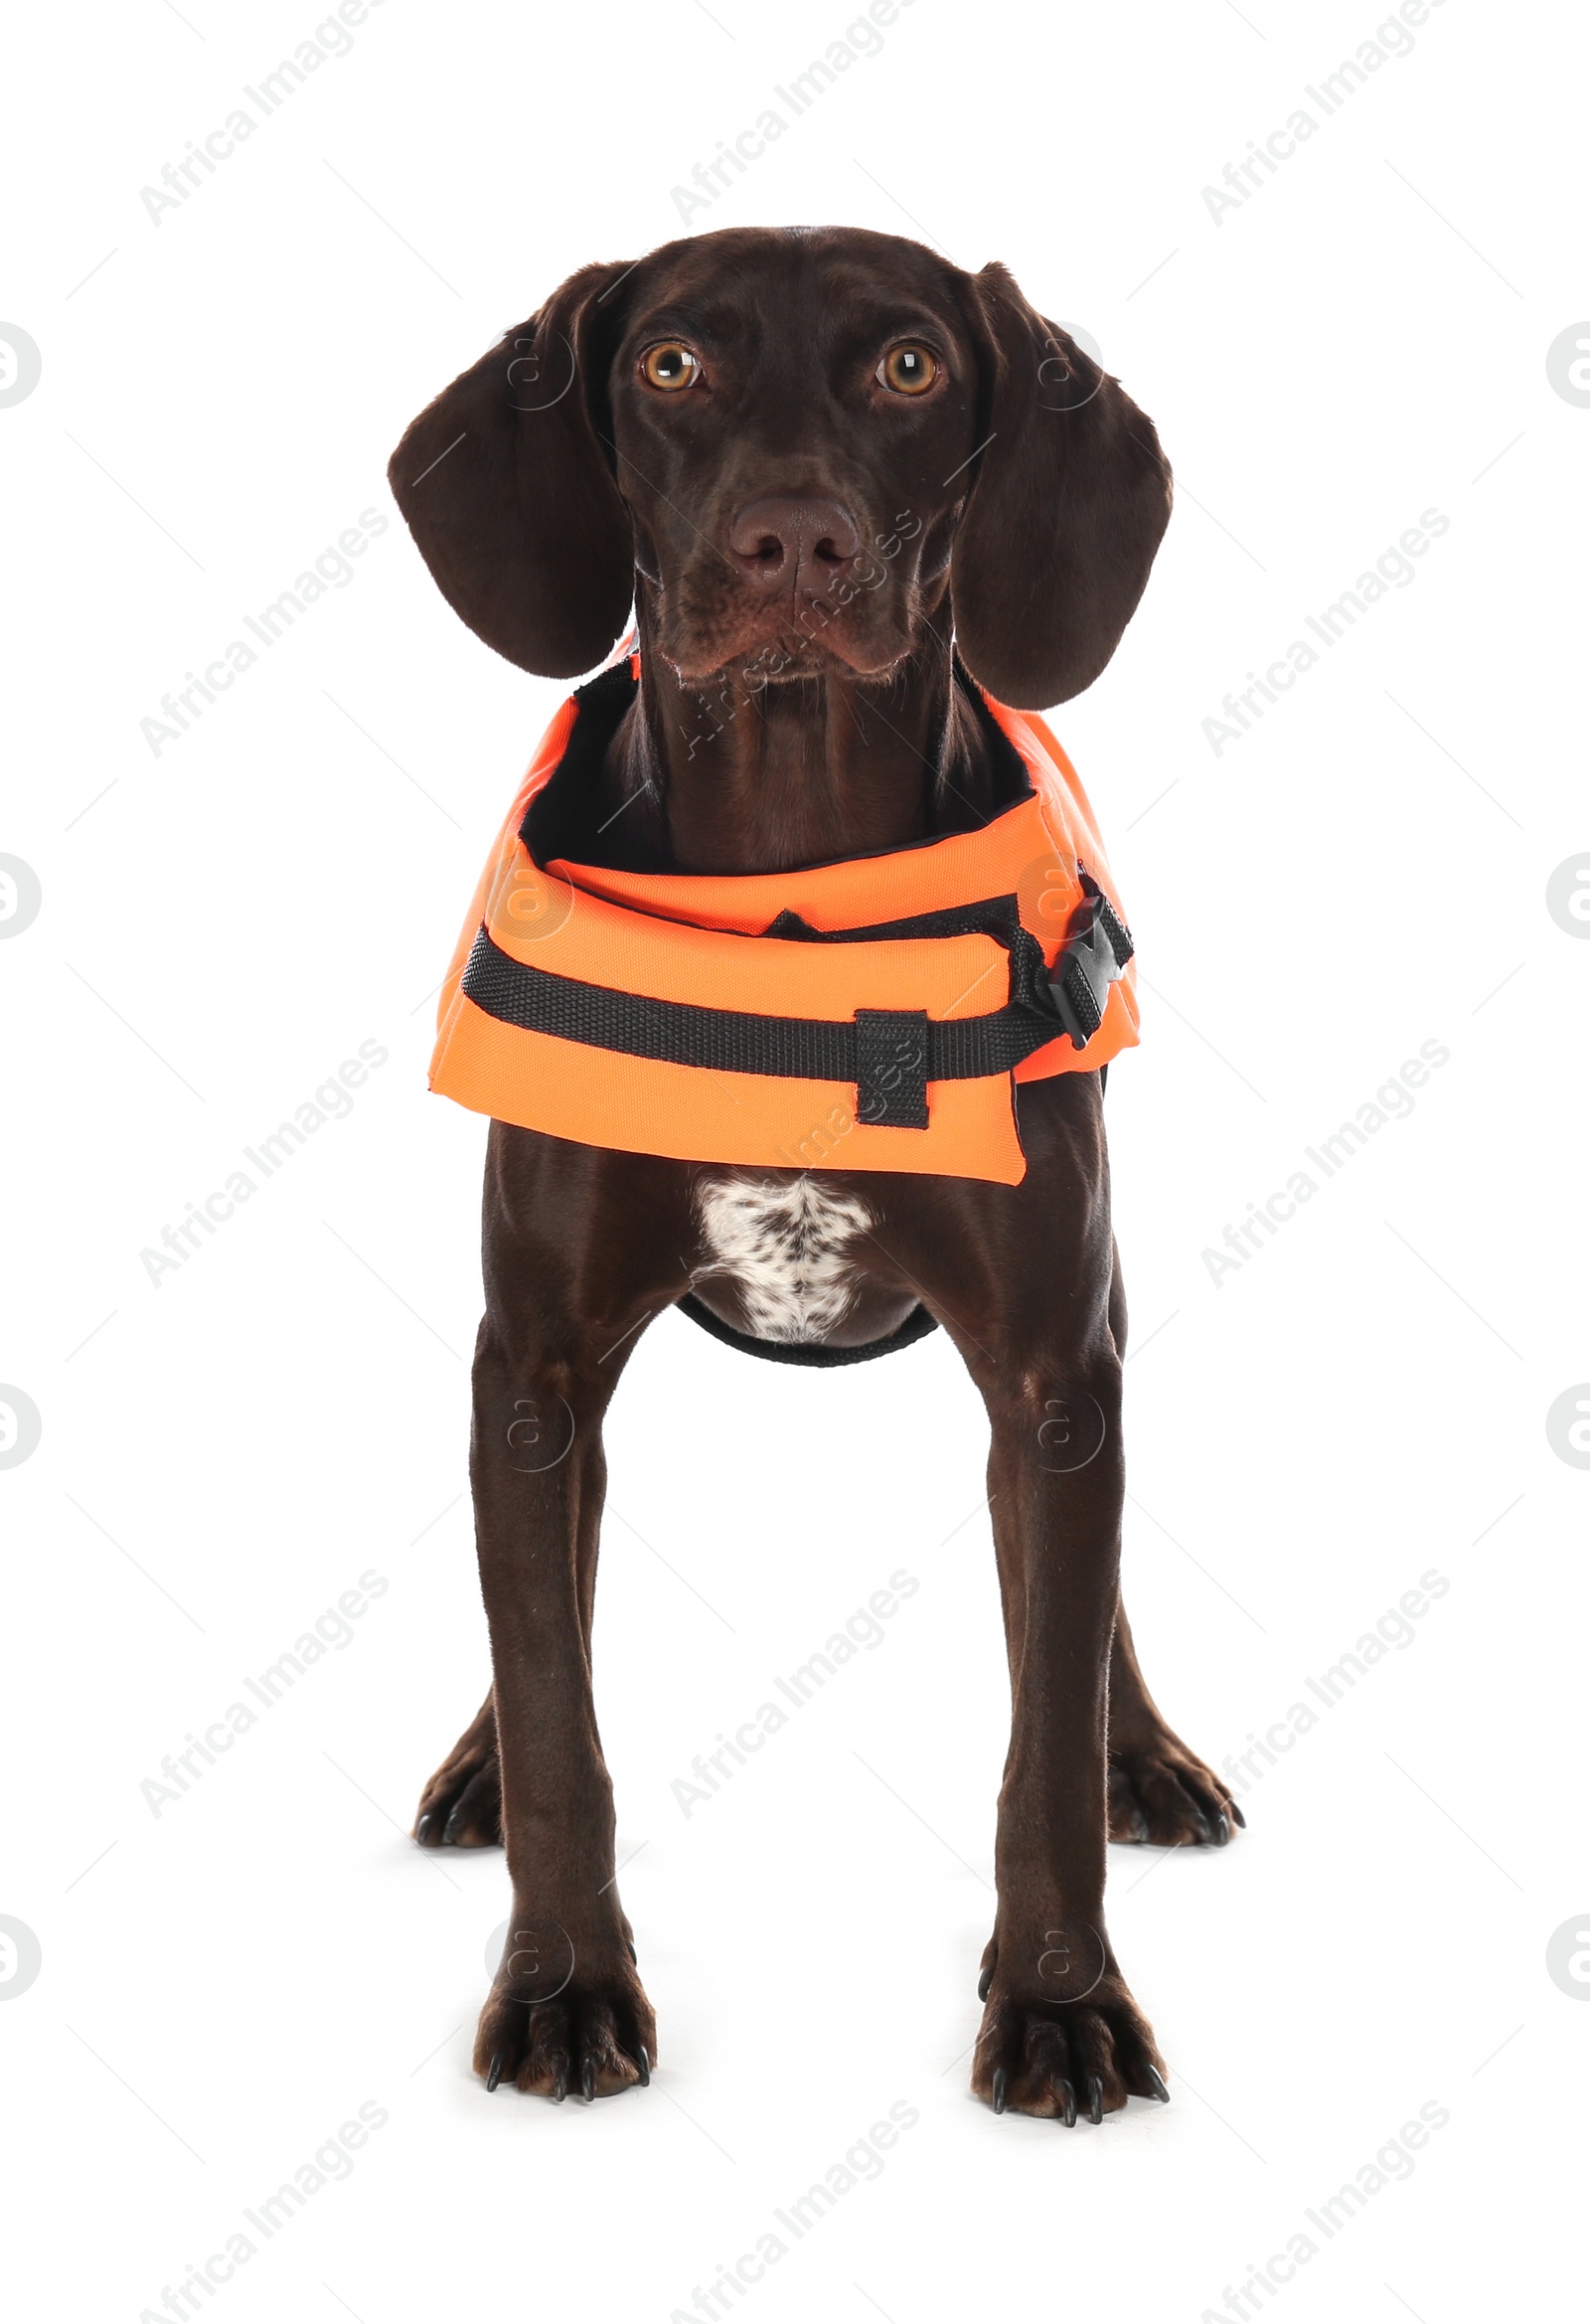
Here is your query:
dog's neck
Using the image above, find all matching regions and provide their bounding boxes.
[601,599,1000,877]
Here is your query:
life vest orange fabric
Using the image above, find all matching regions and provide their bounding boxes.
[430,663,1138,1187]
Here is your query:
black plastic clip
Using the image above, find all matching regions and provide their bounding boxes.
[1045,876,1134,1049]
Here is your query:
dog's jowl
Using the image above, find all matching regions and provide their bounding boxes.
[393,226,1240,2120]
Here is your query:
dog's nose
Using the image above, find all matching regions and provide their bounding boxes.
[727,495,861,586]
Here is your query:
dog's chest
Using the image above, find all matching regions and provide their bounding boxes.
[696,1175,872,1343]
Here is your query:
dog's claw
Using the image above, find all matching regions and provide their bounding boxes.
[552,2066,567,2104]
[1229,1799,1246,1828]
[414,1812,437,1847]
[1128,1807,1150,1843]
[992,2067,1008,2115]
[1058,2078,1076,2127]
[978,1963,994,2002]
[1146,2064,1170,2103]
[486,2050,507,2092]
[626,1939,638,1964]
[634,2044,651,2086]
[1087,2074,1104,2125]
[1209,1810,1230,1846]
[580,2054,596,2103]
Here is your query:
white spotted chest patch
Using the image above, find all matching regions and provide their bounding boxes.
[696,1175,873,1344]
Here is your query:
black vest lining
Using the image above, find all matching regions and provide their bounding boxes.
[675,1291,940,1367]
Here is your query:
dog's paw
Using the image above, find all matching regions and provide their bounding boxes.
[1108,1738,1244,1848]
[972,1981,1168,2122]
[474,1974,656,2101]
[413,1704,502,1849]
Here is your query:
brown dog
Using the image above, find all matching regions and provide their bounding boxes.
[390,226,1240,2122]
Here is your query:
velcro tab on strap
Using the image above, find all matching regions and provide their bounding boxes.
[855,1009,930,1128]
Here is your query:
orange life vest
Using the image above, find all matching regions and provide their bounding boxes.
[430,657,1138,1187]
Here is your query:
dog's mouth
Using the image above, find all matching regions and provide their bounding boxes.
[652,573,924,691]
[662,619,916,690]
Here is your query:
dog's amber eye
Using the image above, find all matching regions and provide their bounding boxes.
[877,344,938,396]
[641,342,702,392]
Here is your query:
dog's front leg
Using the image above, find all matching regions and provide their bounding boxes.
[971,1346,1168,2121]
[467,1324,656,2099]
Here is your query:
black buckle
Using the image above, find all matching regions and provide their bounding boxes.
[1045,878,1134,1050]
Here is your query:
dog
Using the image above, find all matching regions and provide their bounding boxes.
[389,225,1240,2123]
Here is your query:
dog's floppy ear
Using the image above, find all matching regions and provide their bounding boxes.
[949,262,1172,710]
[388,260,638,677]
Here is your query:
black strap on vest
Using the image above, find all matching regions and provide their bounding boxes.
[459,879,1132,1131]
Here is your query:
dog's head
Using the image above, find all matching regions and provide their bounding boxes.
[389,226,1171,711]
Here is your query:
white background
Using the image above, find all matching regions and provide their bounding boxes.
[3,1,1585,2317]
